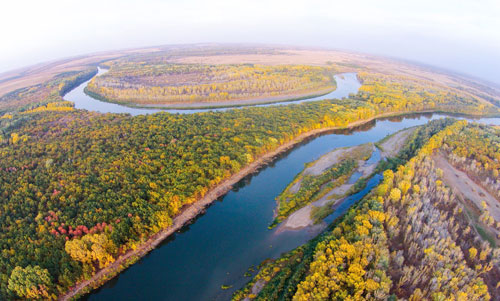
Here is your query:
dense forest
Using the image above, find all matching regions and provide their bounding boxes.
[355,71,495,115]
[86,63,336,104]
[0,55,500,299]
[234,120,500,300]
[0,95,386,298]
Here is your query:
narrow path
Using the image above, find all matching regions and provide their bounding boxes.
[434,154,500,222]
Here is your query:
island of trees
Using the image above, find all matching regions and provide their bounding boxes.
[0,46,499,299]
[234,120,500,300]
[86,63,336,106]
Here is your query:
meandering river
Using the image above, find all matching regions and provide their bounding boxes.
[65,71,500,300]
[64,68,361,115]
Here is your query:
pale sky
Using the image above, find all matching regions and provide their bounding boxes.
[1,0,499,84]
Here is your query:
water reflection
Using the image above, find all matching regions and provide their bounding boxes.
[86,113,499,301]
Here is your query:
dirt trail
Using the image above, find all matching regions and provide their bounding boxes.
[433,154,500,222]
[58,111,430,300]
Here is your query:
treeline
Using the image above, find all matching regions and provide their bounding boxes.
[0,68,96,115]
[274,160,356,225]
[21,101,75,114]
[235,120,500,300]
[377,121,496,299]
[375,118,458,172]
[86,63,335,104]
[0,66,498,298]
[0,98,382,298]
[438,123,500,246]
[355,72,498,116]
[441,123,500,199]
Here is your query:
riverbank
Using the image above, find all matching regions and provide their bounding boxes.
[66,70,357,115]
[58,110,498,300]
[276,144,378,231]
[276,128,418,232]
[82,68,340,110]
[83,86,337,110]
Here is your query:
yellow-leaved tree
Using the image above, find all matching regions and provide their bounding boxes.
[65,233,117,269]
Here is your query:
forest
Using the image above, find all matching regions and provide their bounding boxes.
[441,124,500,200]
[0,98,373,298]
[0,68,96,115]
[0,56,499,299]
[234,120,500,300]
[354,71,496,116]
[86,63,336,105]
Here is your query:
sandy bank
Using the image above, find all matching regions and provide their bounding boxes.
[58,111,440,300]
[278,145,380,231]
[379,127,415,158]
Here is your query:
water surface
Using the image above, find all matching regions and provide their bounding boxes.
[65,71,500,300]
[65,69,360,115]
[86,114,500,301]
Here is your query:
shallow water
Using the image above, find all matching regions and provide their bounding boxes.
[85,113,500,301]
[64,70,500,300]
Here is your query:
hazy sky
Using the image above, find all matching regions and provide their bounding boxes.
[2,0,499,84]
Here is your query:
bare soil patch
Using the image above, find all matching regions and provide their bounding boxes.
[0,47,161,97]
[304,148,350,176]
[280,145,379,231]
[433,154,500,231]
[379,127,416,158]
[243,279,266,301]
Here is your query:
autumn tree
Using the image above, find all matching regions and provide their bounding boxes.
[65,233,117,269]
[8,265,53,299]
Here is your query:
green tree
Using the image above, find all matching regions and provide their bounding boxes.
[8,265,53,299]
